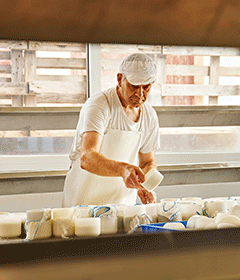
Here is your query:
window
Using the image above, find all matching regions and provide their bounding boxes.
[1,42,240,174]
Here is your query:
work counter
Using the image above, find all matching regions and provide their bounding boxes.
[1,228,240,279]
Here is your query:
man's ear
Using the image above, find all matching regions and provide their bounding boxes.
[117,73,123,87]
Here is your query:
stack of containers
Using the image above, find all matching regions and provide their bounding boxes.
[214,197,237,212]
[73,205,93,218]
[116,205,125,233]
[145,203,158,223]
[75,217,101,237]
[123,204,147,233]
[157,198,182,222]
[74,205,101,237]
[202,197,230,218]
[25,209,52,240]
[0,215,22,239]
[91,205,118,235]
[179,197,203,220]
[52,208,75,238]
[9,212,27,235]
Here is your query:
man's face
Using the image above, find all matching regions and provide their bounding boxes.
[117,73,153,108]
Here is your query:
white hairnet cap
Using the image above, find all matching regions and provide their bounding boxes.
[119,53,157,85]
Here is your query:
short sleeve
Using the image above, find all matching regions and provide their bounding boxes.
[77,94,110,137]
[140,116,160,154]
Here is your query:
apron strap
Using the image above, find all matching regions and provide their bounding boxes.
[102,92,112,132]
[102,90,143,132]
[138,106,143,132]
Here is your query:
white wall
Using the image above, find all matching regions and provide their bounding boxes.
[0,192,62,213]
[154,181,240,201]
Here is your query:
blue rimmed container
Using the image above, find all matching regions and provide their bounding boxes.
[140,221,188,233]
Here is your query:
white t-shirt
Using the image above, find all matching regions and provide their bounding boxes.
[69,86,160,162]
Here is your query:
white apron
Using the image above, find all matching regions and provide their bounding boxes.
[63,105,143,207]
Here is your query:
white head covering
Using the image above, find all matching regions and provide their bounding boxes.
[119,53,157,85]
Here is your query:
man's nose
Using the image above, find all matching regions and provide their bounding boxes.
[135,86,144,97]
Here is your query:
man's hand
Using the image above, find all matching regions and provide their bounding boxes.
[121,164,145,190]
[120,163,157,204]
[137,189,157,204]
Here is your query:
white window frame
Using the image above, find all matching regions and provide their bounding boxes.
[87,43,101,96]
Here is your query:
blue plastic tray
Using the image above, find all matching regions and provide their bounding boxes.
[140,221,188,233]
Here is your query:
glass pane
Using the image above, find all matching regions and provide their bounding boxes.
[158,126,240,153]
[0,130,75,155]
[0,130,74,172]
[156,126,240,165]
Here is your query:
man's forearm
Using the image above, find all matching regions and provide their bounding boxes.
[80,149,145,190]
[140,160,157,175]
[80,150,126,177]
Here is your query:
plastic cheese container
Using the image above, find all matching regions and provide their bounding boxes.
[140,221,188,233]
[0,218,22,238]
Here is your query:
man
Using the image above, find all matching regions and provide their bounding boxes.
[63,53,160,207]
